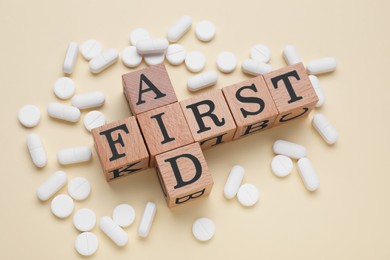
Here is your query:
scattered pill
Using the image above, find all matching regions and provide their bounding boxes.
[283,45,301,65]
[187,70,218,92]
[81,39,102,61]
[73,208,96,232]
[242,59,273,76]
[100,216,128,247]
[129,28,150,46]
[36,171,67,201]
[237,183,259,207]
[68,177,91,201]
[18,105,41,128]
[57,146,92,165]
[309,75,325,107]
[167,15,192,42]
[113,204,135,228]
[216,52,237,73]
[63,42,78,74]
[250,44,271,63]
[297,158,320,191]
[84,111,106,132]
[122,46,142,68]
[306,57,337,75]
[224,165,245,199]
[138,201,156,238]
[166,44,186,65]
[144,53,165,66]
[51,194,74,218]
[75,232,98,256]
[27,133,47,168]
[136,38,169,55]
[192,217,215,242]
[271,155,293,177]
[71,91,105,109]
[185,51,206,72]
[273,139,306,159]
[47,102,80,122]
[89,48,119,74]
[53,77,75,100]
[195,21,216,42]
[312,114,338,145]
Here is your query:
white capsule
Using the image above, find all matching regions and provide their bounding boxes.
[223,165,245,199]
[216,51,237,73]
[250,44,271,63]
[312,114,338,145]
[166,44,186,65]
[53,77,75,100]
[75,232,98,256]
[89,48,118,74]
[307,57,337,75]
[185,51,206,72]
[195,20,216,42]
[242,59,273,76]
[81,39,102,61]
[100,216,128,247]
[47,102,80,122]
[18,105,41,128]
[122,46,142,68]
[57,146,92,165]
[144,53,165,66]
[187,70,218,92]
[167,15,192,42]
[138,201,156,238]
[237,183,259,207]
[309,75,325,107]
[27,133,47,168]
[283,45,301,65]
[271,155,293,177]
[68,177,91,201]
[129,28,150,46]
[83,111,106,132]
[273,139,306,159]
[136,38,169,55]
[192,217,215,242]
[36,171,67,201]
[297,158,320,191]
[71,91,105,109]
[63,42,78,74]
[51,194,74,218]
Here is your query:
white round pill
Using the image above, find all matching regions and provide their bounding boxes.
[216,52,237,73]
[68,177,91,201]
[75,232,98,256]
[166,44,186,65]
[81,40,102,61]
[250,44,271,63]
[185,51,206,72]
[113,204,135,228]
[144,53,165,66]
[192,217,215,242]
[18,105,41,128]
[195,21,216,42]
[237,184,259,207]
[51,194,74,218]
[271,155,293,177]
[122,46,142,68]
[73,208,96,232]
[83,111,106,132]
[53,77,76,100]
[130,28,150,46]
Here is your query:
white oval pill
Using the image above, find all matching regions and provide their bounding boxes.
[113,204,135,228]
[166,44,186,65]
[53,77,75,100]
[122,46,142,68]
[47,102,80,122]
[309,75,325,107]
[129,28,150,46]
[312,114,338,145]
[297,158,320,191]
[185,51,206,72]
[136,38,169,55]
[89,48,119,74]
[167,15,192,43]
[273,139,307,159]
[187,70,218,92]
[100,216,128,246]
[237,183,259,207]
[144,53,165,66]
[81,39,102,61]
[63,42,78,74]
[57,146,92,165]
[224,165,245,199]
[27,133,47,168]
[271,155,293,177]
[242,59,273,76]
[75,232,98,256]
[283,45,301,65]
[73,208,96,232]
[36,171,67,201]
[195,21,216,42]
[68,177,91,201]
[138,201,156,238]
[217,52,237,73]
[51,194,74,218]
[84,111,105,132]
[18,105,41,128]
[307,57,337,75]
[192,217,215,242]
[250,44,271,63]
[71,91,105,109]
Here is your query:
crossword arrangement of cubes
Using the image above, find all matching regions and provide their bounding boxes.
[92,63,318,208]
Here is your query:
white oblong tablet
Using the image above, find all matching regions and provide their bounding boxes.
[57,146,92,165]
[283,45,301,65]
[129,28,150,46]
[73,208,96,232]
[144,53,165,66]
[166,44,186,65]
[242,59,273,76]
[18,105,41,128]
[224,165,245,199]
[273,139,307,159]
[192,217,215,242]
[167,15,192,43]
[36,171,67,201]
[312,114,338,145]
[51,194,74,218]
[81,39,102,61]
[71,91,105,110]
[309,75,325,107]
[68,177,91,201]
[187,70,218,92]
[63,42,78,74]
[122,46,142,68]
[47,102,80,122]
[138,201,156,238]
[75,232,98,256]
[195,21,216,42]
[100,216,128,247]
[250,44,271,63]
[84,111,105,132]
[53,77,75,100]
[89,48,119,74]
[271,155,293,177]
[237,183,259,207]
[27,133,47,168]
[185,51,206,72]
[217,52,237,73]
[307,57,337,75]
[297,158,320,191]
[113,204,135,228]
[136,38,169,55]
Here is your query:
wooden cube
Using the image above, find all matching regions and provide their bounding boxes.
[155,143,213,208]
[137,102,194,168]
[122,63,178,115]
[92,117,149,182]
[222,76,279,139]
[180,90,237,150]
[263,63,319,127]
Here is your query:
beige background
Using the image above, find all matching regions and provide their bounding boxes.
[1,0,389,259]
